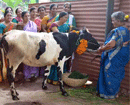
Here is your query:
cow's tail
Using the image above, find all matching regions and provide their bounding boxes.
[0,35,8,82]
[0,35,7,48]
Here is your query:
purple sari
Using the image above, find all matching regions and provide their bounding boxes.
[23,21,39,79]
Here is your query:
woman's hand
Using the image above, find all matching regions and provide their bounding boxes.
[0,34,2,39]
[97,46,104,53]
[17,22,24,26]
[41,24,47,32]
[97,40,116,53]
[123,41,129,46]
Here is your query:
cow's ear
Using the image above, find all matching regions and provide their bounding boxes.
[82,27,90,34]
[82,27,87,33]
[83,27,86,30]
[86,28,90,33]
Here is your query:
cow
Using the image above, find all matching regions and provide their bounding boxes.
[0,28,100,100]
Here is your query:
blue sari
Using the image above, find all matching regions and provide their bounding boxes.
[48,23,70,85]
[97,26,130,99]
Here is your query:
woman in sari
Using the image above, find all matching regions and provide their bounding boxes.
[96,11,129,99]
[47,12,71,85]
[0,11,16,82]
[30,7,42,32]
[55,2,76,27]
[41,4,58,32]
[36,5,46,32]
[12,8,22,23]
[21,11,39,81]
[30,7,46,76]
[55,2,77,72]
[37,5,46,20]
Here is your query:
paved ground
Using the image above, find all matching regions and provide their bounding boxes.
[0,78,88,105]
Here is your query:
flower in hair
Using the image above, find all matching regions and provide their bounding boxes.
[125,15,129,20]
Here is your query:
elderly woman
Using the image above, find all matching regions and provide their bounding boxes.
[21,11,39,81]
[12,8,22,23]
[41,4,58,32]
[96,11,129,99]
[47,12,71,85]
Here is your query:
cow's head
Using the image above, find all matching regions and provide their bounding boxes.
[74,28,100,55]
[80,28,100,50]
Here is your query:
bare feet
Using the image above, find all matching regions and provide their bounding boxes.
[116,94,119,98]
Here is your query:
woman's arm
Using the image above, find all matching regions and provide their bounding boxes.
[49,22,59,32]
[41,24,47,32]
[0,24,3,39]
[0,34,2,39]
[41,16,49,32]
[97,40,116,53]
[51,27,59,32]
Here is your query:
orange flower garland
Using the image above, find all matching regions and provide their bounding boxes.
[76,39,88,55]
[72,30,80,35]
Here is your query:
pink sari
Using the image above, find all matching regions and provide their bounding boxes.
[34,18,42,32]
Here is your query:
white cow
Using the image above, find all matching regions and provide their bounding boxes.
[0,29,100,100]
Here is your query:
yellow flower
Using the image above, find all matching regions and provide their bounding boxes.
[125,15,129,19]
[76,31,80,34]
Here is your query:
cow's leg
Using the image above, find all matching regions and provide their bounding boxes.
[42,66,51,90]
[57,58,68,96]
[7,59,22,100]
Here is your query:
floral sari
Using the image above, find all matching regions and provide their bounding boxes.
[0,22,16,82]
[34,18,42,32]
[41,15,57,32]
[97,26,130,99]
[12,17,23,23]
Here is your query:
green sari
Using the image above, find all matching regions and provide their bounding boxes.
[48,23,70,85]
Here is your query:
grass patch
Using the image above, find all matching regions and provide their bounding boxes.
[66,86,129,105]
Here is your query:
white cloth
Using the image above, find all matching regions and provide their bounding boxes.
[68,14,74,26]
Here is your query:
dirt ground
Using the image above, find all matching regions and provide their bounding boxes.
[0,78,129,105]
[0,78,90,105]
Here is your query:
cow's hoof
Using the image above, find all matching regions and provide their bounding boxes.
[42,85,47,90]
[12,96,19,100]
[62,92,68,96]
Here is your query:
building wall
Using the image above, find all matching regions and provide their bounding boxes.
[39,0,50,3]
[29,0,130,95]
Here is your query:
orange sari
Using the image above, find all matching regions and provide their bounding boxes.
[41,15,57,32]
[0,22,16,82]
